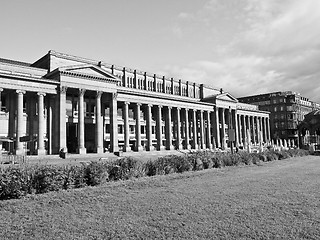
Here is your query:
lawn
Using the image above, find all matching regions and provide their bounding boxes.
[0,155,320,239]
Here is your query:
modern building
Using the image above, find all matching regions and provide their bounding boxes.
[238,91,320,144]
[0,50,270,156]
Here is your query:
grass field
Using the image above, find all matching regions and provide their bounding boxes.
[1,155,320,239]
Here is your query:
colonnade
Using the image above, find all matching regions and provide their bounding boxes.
[1,86,271,156]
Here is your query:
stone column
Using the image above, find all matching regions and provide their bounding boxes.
[146,104,154,151]
[199,110,205,149]
[206,111,212,149]
[110,93,119,152]
[192,109,198,149]
[221,108,226,150]
[215,107,221,148]
[234,111,239,148]
[267,117,271,141]
[59,86,68,153]
[37,92,46,155]
[77,89,86,154]
[28,95,36,154]
[257,117,261,145]
[238,115,243,147]
[135,103,143,151]
[16,90,25,155]
[47,96,53,155]
[156,105,165,150]
[123,101,131,152]
[263,117,267,143]
[8,92,15,140]
[243,116,248,148]
[0,88,3,111]
[184,108,191,149]
[95,91,104,154]
[165,106,174,150]
[175,107,183,149]
[251,116,255,144]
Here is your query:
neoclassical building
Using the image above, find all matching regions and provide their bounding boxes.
[0,51,270,156]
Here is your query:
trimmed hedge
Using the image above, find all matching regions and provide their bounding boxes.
[0,149,310,200]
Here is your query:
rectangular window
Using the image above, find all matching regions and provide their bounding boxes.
[130,125,135,134]
[106,124,110,133]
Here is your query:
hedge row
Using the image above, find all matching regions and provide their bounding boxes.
[0,149,309,200]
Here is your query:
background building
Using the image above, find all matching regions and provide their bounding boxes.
[238,91,320,144]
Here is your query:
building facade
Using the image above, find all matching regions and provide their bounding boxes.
[238,91,320,144]
[0,51,270,156]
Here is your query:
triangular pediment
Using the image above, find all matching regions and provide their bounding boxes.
[59,64,120,81]
[202,92,238,104]
[216,93,238,102]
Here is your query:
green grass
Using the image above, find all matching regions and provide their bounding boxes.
[1,155,320,239]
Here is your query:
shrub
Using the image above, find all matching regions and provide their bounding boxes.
[32,165,66,193]
[0,167,31,200]
[109,157,146,180]
[84,161,109,186]
[146,155,192,175]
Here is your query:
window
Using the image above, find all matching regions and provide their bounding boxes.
[274,106,278,112]
[118,125,123,134]
[129,125,135,134]
[280,106,284,111]
[273,99,277,104]
[106,124,110,133]
[141,126,145,134]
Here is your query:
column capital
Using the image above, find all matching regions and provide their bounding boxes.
[147,104,153,108]
[37,92,46,96]
[112,92,118,100]
[96,91,103,98]
[0,88,3,92]
[167,106,172,110]
[200,109,204,113]
[136,102,142,107]
[58,86,67,94]
[124,101,130,105]
[176,107,181,110]
[16,90,26,95]
[79,89,86,96]
[158,105,163,109]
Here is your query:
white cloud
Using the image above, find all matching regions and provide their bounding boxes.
[167,0,320,102]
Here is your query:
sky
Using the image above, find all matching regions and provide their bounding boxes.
[1,0,320,102]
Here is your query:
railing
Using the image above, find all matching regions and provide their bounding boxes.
[0,153,27,164]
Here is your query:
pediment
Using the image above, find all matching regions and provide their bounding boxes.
[215,93,238,102]
[202,92,238,104]
[59,64,120,81]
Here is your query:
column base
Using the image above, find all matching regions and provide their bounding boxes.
[147,145,155,151]
[176,144,183,150]
[123,146,132,152]
[185,144,191,150]
[37,149,46,155]
[193,144,199,150]
[96,147,104,154]
[157,145,166,151]
[77,147,87,155]
[15,149,25,156]
[135,146,144,152]
[166,145,175,150]
[207,144,213,150]
[200,144,206,150]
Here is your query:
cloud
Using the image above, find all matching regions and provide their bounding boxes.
[167,0,320,102]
